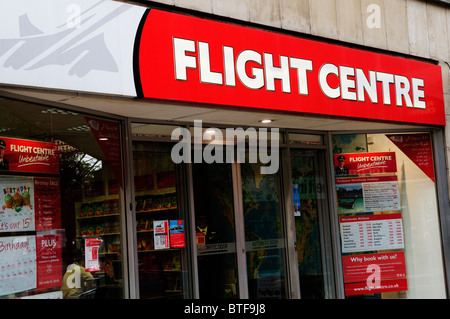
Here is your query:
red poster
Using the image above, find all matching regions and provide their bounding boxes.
[342,252,407,296]
[36,234,62,289]
[169,220,185,248]
[34,178,61,231]
[387,133,435,182]
[0,137,59,175]
[345,278,408,296]
[334,152,397,176]
[137,10,445,126]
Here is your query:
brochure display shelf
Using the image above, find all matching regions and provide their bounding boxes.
[74,194,123,293]
[75,195,121,254]
[135,187,183,295]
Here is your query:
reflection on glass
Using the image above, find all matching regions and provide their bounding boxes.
[290,149,326,299]
[192,162,239,299]
[241,161,286,299]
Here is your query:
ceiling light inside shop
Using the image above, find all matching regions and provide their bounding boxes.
[67,124,90,131]
[205,128,218,134]
[41,108,78,116]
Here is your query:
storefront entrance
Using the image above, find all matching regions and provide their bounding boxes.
[131,124,335,299]
[192,160,287,299]
[290,148,335,298]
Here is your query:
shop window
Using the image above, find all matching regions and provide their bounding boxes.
[332,132,446,299]
[132,141,189,299]
[0,98,125,299]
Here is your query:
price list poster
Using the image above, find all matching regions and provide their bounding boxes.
[334,151,408,296]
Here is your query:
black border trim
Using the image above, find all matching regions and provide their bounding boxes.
[133,8,150,99]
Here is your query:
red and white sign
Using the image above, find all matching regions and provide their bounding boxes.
[137,10,445,126]
[34,177,61,231]
[340,213,404,253]
[343,252,407,296]
[1,137,59,175]
[154,220,170,250]
[387,133,435,182]
[334,152,397,176]
[85,238,102,272]
[169,220,185,248]
[36,233,62,289]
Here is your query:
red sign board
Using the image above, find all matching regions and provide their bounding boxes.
[137,9,445,126]
[36,233,62,289]
[334,152,397,176]
[343,252,406,283]
[34,177,61,231]
[343,252,407,296]
[0,137,59,175]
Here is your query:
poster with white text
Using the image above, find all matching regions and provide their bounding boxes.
[36,233,62,289]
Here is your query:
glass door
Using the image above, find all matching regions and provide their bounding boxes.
[191,153,288,299]
[240,161,287,299]
[290,148,335,298]
[192,162,240,299]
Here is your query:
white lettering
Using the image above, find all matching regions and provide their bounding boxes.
[319,63,340,98]
[236,50,264,89]
[170,120,279,174]
[340,66,357,101]
[198,41,223,85]
[173,38,197,81]
[376,72,395,105]
[394,75,413,107]
[264,53,291,93]
[356,69,378,103]
[223,46,236,86]
[172,39,427,110]
[412,78,426,109]
[289,57,313,95]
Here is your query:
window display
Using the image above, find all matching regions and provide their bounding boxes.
[0,98,125,299]
[333,132,446,298]
[132,141,188,299]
